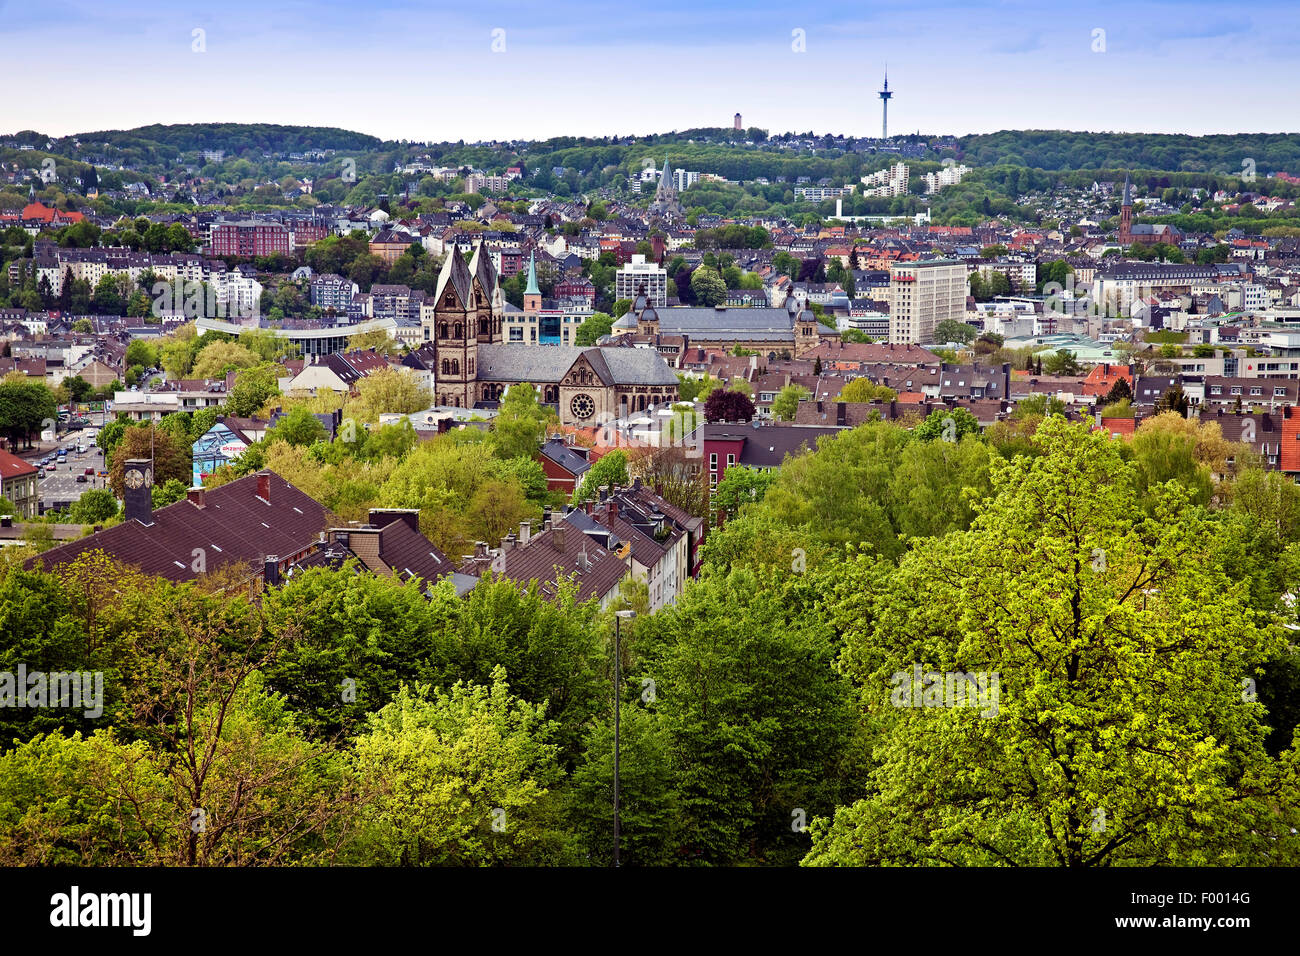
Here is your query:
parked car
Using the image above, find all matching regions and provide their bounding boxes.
[84,468,95,476]
[75,474,87,483]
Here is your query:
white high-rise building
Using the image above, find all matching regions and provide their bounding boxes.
[924,164,972,194]
[889,259,967,345]
[861,162,910,197]
[615,254,668,307]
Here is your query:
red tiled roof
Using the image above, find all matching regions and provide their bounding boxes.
[0,448,39,479]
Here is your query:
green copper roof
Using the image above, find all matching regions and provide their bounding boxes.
[524,251,540,295]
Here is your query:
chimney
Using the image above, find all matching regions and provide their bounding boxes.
[598,485,609,502]
[474,540,488,560]
[123,459,153,524]
[610,497,619,519]
[369,508,420,533]
[503,532,517,551]
[187,487,205,509]
[264,555,281,587]
[519,519,531,547]
[633,476,642,492]
[553,522,567,551]
[256,472,271,502]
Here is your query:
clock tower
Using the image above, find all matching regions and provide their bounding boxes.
[123,458,154,524]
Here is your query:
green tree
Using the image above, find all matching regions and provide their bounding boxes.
[491,385,557,461]
[574,311,614,346]
[1043,349,1084,376]
[913,407,981,442]
[344,670,577,866]
[690,266,727,307]
[836,378,898,403]
[573,450,629,504]
[635,567,857,864]
[934,319,978,345]
[227,363,283,418]
[566,705,680,866]
[68,489,119,524]
[805,418,1299,866]
[266,406,328,447]
[712,465,778,521]
[770,384,810,422]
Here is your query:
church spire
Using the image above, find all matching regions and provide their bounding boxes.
[524,250,540,295]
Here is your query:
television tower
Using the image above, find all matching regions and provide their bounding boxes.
[878,66,893,139]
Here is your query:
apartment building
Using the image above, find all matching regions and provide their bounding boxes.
[615,254,668,307]
[208,220,291,258]
[889,259,967,345]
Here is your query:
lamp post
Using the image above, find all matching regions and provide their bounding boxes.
[613,608,635,867]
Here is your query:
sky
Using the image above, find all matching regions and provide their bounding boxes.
[1,0,1297,142]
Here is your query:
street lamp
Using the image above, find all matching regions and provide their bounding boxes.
[613,608,635,867]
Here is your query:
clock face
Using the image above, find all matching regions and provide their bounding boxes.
[143,467,153,487]
[125,469,143,489]
[570,393,596,421]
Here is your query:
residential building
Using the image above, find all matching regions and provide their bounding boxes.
[889,259,967,344]
[0,449,39,519]
[208,220,291,258]
[615,254,668,307]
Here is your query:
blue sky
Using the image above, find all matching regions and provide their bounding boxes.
[2,0,1296,140]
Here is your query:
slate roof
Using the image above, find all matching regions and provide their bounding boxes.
[612,306,836,338]
[462,514,627,603]
[695,423,840,467]
[468,240,500,299]
[476,344,678,386]
[435,244,474,308]
[29,471,332,582]
[539,438,592,477]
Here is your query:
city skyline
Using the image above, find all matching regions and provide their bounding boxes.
[1,0,1297,142]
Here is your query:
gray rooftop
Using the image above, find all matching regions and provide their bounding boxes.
[477,344,678,386]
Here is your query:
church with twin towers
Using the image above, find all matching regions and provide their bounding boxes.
[413,241,679,425]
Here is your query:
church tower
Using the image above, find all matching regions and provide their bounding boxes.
[425,245,477,408]
[1118,173,1133,245]
[523,250,542,314]
[469,239,504,344]
[649,157,685,221]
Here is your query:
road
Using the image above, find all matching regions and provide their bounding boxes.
[31,431,109,511]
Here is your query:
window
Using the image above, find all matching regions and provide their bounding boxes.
[1276,388,1288,396]
[1230,387,1242,395]
[709,453,717,469]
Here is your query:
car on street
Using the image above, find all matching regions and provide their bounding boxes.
[46,464,57,472]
